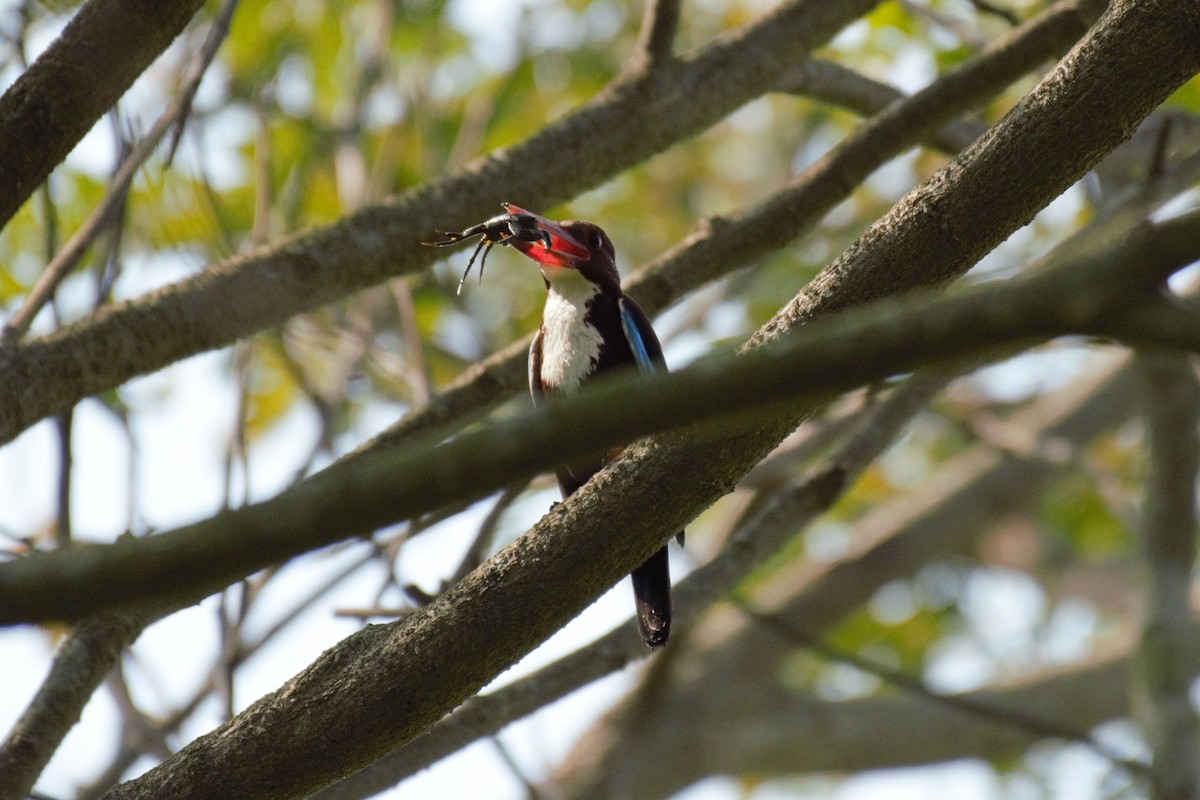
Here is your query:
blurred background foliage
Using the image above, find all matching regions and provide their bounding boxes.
[3,0,1200,796]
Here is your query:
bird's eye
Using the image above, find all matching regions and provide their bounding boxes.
[588,231,604,249]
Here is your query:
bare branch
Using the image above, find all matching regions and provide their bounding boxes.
[773,58,985,153]
[164,0,239,165]
[346,0,1098,459]
[1,206,1197,627]
[737,604,1145,772]
[0,0,881,446]
[560,648,1143,800]
[759,2,1187,342]
[358,356,1136,797]
[549,356,1139,795]
[0,610,151,800]
[301,374,952,800]
[1133,350,1200,799]
[446,482,529,587]
[0,0,207,229]
[0,0,239,344]
[640,0,1099,326]
[970,0,1022,26]
[36,223,1176,798]
[1,4,1196,796]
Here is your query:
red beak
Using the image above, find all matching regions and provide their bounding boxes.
[503,203,590,267]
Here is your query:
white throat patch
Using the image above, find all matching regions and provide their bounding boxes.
[539,269,603,393]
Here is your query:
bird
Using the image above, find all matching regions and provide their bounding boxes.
[500,204,680,649]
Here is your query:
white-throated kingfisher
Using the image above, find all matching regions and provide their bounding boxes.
[502,204,679,649]
[426,203,679,648]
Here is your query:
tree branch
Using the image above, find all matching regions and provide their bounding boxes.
[635,0,1095,321]
[755,2,1200,341]
[11,3,1198,795]
[773,58,985,153]
[0,0,207,229]
[1,0,239,345]
[59,217,1200,798]
[740,604,1142,769]
[329,353,1141,798]
[340,0,1097,458]
[0,609,152,800]
[631,0,682,69]
[310,372,951,800]
[1133,349,1200,800]
[560,648,1143,800]
[2,206,1196,628]
[549,354,1140,796]
[0,0,881,446]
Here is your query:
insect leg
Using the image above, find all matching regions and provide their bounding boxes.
[456,237,489,296]
[476,240,495,286]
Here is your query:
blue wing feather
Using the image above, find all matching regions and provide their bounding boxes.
[619,297,663,374]
[618,296,684,550]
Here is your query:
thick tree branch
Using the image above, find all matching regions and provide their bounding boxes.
[3,207,1197,629]
[0,0,880,446]
[320,347,1142,800]
[12,4,1197,796]
[56,218,1200,798]
[636,0,1096,321]
[0,0,207,229]
[344,0,1097,455]
[333,354,1141,798]
[561,18,1200,768]
[756,3,1199,340]
[1133,350,1200,799]
[550,355,1140,796]
[339,1,1200,787]
[311,372,951,800]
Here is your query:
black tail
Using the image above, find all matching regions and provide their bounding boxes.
[631,544,673,649]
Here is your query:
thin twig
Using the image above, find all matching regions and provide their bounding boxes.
[166,0,239,165]
[0,0,240,344]
[242,550,377,656]
[260,330,338,478]
[899,0,990,48]
[38,174,74,548]
[968,0,1021,27]
[491,736,547,800]
[52,412,72,547]
[103,662,173,761]
[733,600,1151,776]
[1148,116,1173,181]
[222,340,253,510]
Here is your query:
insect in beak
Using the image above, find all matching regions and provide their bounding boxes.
[423,203,553,294]
[500,203,590,268]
